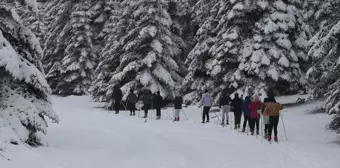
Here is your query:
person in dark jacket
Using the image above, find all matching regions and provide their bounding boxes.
[173,90,183,121]
[219,91,232,125]
[127,89,138,116]
[141,89,153,118]
[112,86,123,114]
[154,91,163,120]
[231,93,243,129]
[241,96,252,132]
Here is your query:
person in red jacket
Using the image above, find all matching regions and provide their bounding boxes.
[248,96,263,135]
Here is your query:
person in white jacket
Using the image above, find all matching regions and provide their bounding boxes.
[200,90,213,123]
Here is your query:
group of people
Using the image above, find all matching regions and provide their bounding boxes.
[112,86,283,142]
[198,89,283,142]
[112,86,183,121]
[217,90,283,142]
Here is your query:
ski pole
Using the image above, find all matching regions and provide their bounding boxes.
[220,108,224,128]
[200,106,203,116]
[164,109,171,120]
[181,109,189,120]
[280,111,288,140]
[213,111,222,124]
[149,104,154,119]
[260,116,263,143]
[153,109,157,119]
[200,107,204,124]
[230,112,233,129]
[120,101,127,114]
[0,152,11,161]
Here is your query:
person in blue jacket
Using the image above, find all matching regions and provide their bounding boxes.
[242,96,252,132]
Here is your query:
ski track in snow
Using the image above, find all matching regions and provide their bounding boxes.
[1,95,340,168]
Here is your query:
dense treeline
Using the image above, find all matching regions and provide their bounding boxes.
[14,0,340,134]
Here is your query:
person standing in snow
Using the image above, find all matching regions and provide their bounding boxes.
[112,85,123,114]
[231,93,243,129]
[241,96,252,132]
[261,90,277,138]
[248,96,263,135]
[154,91,163,120]
[200,90,213,123]
[127,89,138,116]
[141,89,153,118]
[173,90,183,121]
[219,91,232,125]
[263,101,283,142]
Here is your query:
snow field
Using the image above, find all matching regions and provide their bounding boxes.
[1,96,339,168]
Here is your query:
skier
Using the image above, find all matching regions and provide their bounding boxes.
[141,89,153,118]
[154,91,163,120]
[231,93,243,129]
[219,91,232,125]
[112,85,123,114]
[263,101,283,142]
[248,96,263,135]
[261,90,277,138]
[241,96,252,132]
[173,90,183,121]
[127,89,138,116]
[200,90,213,123]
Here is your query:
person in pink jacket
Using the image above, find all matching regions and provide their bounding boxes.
[248,96,263,135]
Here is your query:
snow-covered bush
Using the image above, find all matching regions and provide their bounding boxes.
[0,4,58,148]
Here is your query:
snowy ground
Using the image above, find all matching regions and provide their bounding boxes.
[1,95,340,168]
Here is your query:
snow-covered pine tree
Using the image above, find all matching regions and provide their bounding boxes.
[307,0,340,133]
[0,3,58,147]
[233,0,309,96]
[44,0,97,95]
[95,0,123,42]
[191,0,219,28]
[16,0,50,47]
[88,0,112,55]
[182,0,220,104]
[92,0,187,104]
[91,0,130,102]
[167,0,190,84]
[168,0,190,57]
[302,0,322,39]
[205,0,253,100]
